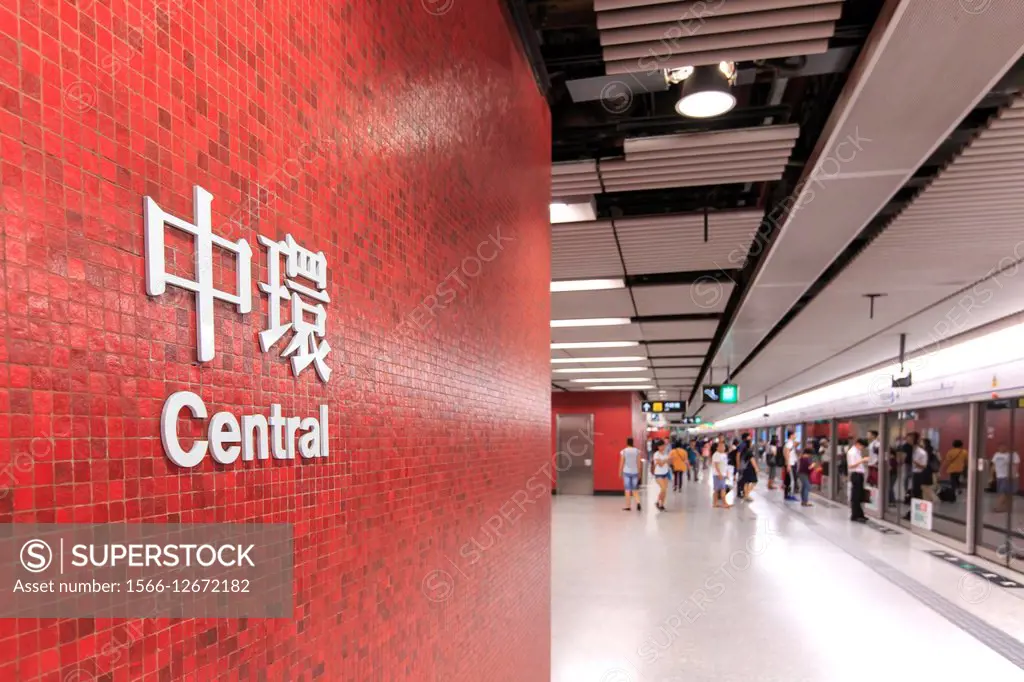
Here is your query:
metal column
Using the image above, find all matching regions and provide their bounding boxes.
[875,413,887,520]
[966,401,980,553]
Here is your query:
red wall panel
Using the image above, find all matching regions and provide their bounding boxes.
[551,391,643,492]
[0,0,551,680]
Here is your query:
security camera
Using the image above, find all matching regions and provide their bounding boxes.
[762,413,770,419]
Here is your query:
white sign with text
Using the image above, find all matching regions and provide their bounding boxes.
[143,186,333,468]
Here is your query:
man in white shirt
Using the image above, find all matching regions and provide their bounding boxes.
[847,438,869,522]
[784,434,798,501]
[992,445,1021,513]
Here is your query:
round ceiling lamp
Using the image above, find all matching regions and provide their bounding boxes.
[673,62,736,119]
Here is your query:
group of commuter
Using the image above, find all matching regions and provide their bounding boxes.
[617,437,702,512]
[619,427,1021,521]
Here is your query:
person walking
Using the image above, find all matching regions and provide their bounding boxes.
[711,440,732,509]
[848,437,869,522]
[686,439,699,483]
[652,439,672,511]
[670,440,687,492]
[619,437,642,512]
[798,446,815,507]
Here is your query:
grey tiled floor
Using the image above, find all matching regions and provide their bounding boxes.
[551,481,1024,682]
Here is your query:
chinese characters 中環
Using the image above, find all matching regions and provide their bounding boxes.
[143,185,332,383]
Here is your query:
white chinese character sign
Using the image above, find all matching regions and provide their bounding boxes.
[259,234,332,382]
[143,185,332,383]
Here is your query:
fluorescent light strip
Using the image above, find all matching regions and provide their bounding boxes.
[551,341,640,350]
[550,356,645,364]
[586,385,655,390]
[713,321,1024,431]
[571,377,653,383]
[553,367,648,373]
[551,318,631,328]
[550,279,625,293]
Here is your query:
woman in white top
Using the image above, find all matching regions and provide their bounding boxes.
[711,440,732,509]
[652,440,671,512]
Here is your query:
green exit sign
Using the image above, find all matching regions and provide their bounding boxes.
[702,384,739,404]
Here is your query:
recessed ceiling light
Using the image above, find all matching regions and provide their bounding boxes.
[550,356,645,364]
[551,317,631,328]
[571,377,653,383]
[550,197,596,224]
[553,367,648,373]
[551,341,640,350]
[550,279,625,293]
[586,385,655,390]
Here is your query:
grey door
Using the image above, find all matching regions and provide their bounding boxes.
[556,413,595,495]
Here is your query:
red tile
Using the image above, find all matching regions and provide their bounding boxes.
[0,0,551,680]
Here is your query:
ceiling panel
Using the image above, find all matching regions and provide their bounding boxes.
[552,160,600,198]
[655,368,701,380]
[699,94,1024,415]
[707,0,1024,384]
[554,345,649,359]
[651,357,704,368]
[616,210,764,276]
[551,289,636,319]
[552,221,624,279]
[639,320,720,340]
[648,342,710,357]
[599,126,799,191]
[550,324,644,343]
[633,283,735,316]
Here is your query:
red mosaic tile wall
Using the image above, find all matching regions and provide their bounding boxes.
[0,0,552,678]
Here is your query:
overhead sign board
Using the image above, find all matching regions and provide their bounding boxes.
[641,401,685,413]
[673,416,703,425]
[702,384,738,404]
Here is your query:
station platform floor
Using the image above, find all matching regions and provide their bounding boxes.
[552,480,1024,682]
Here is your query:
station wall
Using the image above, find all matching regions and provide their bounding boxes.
[0,0,552,679]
